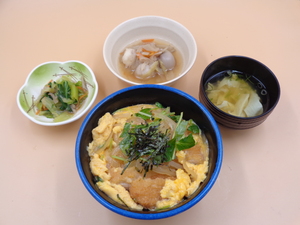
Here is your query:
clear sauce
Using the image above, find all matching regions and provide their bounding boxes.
[118,39,183,84]
[205,70,269,116]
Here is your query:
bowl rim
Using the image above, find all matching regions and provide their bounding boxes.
[103,15,198,86]
[16,60,98,126]
[200,55,281,120]
[75,84,223,220]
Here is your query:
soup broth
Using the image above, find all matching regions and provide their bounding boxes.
[118,39,183,84]
[205,70,269,117]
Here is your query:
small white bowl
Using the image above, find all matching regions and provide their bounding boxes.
[103,16,197,86]
[17,60,98,126]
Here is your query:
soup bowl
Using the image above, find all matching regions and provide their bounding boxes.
[199,55,280,129]
[103,16,197,86]
[75,84,222,220]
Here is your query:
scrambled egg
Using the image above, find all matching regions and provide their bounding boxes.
[97,181,143,210]
[90,154,111,181]
[155,151,208,209]
[156,169,191,209]
[90,153,143,211]
[176,151,208,196]
[88,113,116,156]
[88,112,144,211]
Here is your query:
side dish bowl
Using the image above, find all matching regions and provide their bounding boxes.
[75,84,223,220]
[103,16,197,86]
[17,60,98,126]
[199,55,280,129]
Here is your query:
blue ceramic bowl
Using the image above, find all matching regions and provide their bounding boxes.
[75,84,223,220]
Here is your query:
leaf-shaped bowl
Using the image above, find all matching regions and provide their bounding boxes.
[17,60,98,126]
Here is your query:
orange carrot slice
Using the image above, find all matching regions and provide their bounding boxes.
[141,39,154,43]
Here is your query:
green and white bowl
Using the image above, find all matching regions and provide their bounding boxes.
[17,60,98,126]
